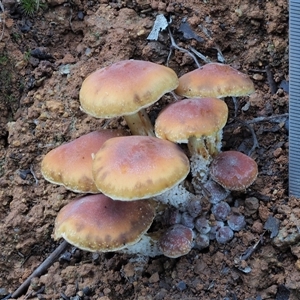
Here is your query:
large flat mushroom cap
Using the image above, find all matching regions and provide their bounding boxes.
[92,136,190,200]
[79,60,179,118]
[41,130,127,193]
[175,63,255,98]
[155,97,228,143]
[54,194,157,252]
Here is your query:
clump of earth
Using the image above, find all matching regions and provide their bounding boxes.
[0,0,293,299]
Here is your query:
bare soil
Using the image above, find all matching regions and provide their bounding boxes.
[0,0,292,299]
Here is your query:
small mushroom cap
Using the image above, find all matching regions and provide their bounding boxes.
[210,150,258,191]
[175,63,255,98]
[54,194,157,252]
[92,136,190,200]
[155,97,228,143]
[79,60,179,118]
[41,130,127,193]
[158,224,194,258]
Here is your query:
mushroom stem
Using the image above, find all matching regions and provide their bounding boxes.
[187,132,223,159]
[188,133,223,182]
[124,108,155,136]
[188,136,209,160]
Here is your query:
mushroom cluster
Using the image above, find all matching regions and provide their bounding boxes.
[41,59,257,259]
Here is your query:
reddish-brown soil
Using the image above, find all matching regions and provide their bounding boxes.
[0,0,292,299]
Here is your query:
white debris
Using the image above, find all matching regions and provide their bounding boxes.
[154,183,191,209]
[147,14,168,41]
[121,233,162,257]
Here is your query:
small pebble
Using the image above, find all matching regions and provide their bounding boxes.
[176,281,187,291]
[252,74,264,80]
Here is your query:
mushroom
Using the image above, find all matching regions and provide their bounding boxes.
[41,130,127,193]
[155,97,228,180]
[54,194,157,253]
[175,62,255,115]
[210,150,258,191]
[79,60,179,136]
[158,224,194,258]
[92,135,191,208]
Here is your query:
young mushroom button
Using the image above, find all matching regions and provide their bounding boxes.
[41,130,127,193]
[54,194,157,252]
[92,136,190,201]
[210,150,258,191]
[79,60,179,136]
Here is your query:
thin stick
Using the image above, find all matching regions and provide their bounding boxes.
[30,164,39,185]
[246,113,288,124]
[265,65,277,95]
[189,46,211,64]
[167,27,201,68]
[226,118,260,156]
[240,232,265,261]
[11,240,69,299]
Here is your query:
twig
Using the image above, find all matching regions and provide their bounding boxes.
[248,69,266,73]
[30,164,39,185]
[24,286,45,300]
[11,240,69,299]
[226,118,260,156]
[246,113,288,124]
[265,65,277,95]
[240,232,265,261]
[232,96,238,118]
[225,114,288,155]
[167,27,201,68]
[170,91,180,101]
[188,46,211,64]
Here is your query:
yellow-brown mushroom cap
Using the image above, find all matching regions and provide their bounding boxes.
[175,63,255,98]
[210,150,258,191]
[79,60,179,118]
[155,98,228,143]
[92,136,190,200]
[41,130,127,193]
[54,194,157,252]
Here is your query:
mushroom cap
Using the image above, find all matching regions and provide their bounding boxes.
[155,97,228,143]
[54,194,157,252]
[175,63,255,98]
[79,60,179,118]
[210,150,258,191]
[92,136,190,200]
[158,224,194,258]
[41,130,127,193]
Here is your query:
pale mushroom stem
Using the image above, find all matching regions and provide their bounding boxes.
[124,108,155,136]
[187,132,223,159]
[187,136,209,160]
[188,133,223,182]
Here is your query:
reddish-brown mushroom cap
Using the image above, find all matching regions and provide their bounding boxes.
[175,63,255,98]
[158,224,194,258]
[41,130,127,193]
[79,60,179,136]
[155,97,228,143]
[210,150,258,191]
[92,136,190,200]
[54,194,157,252]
